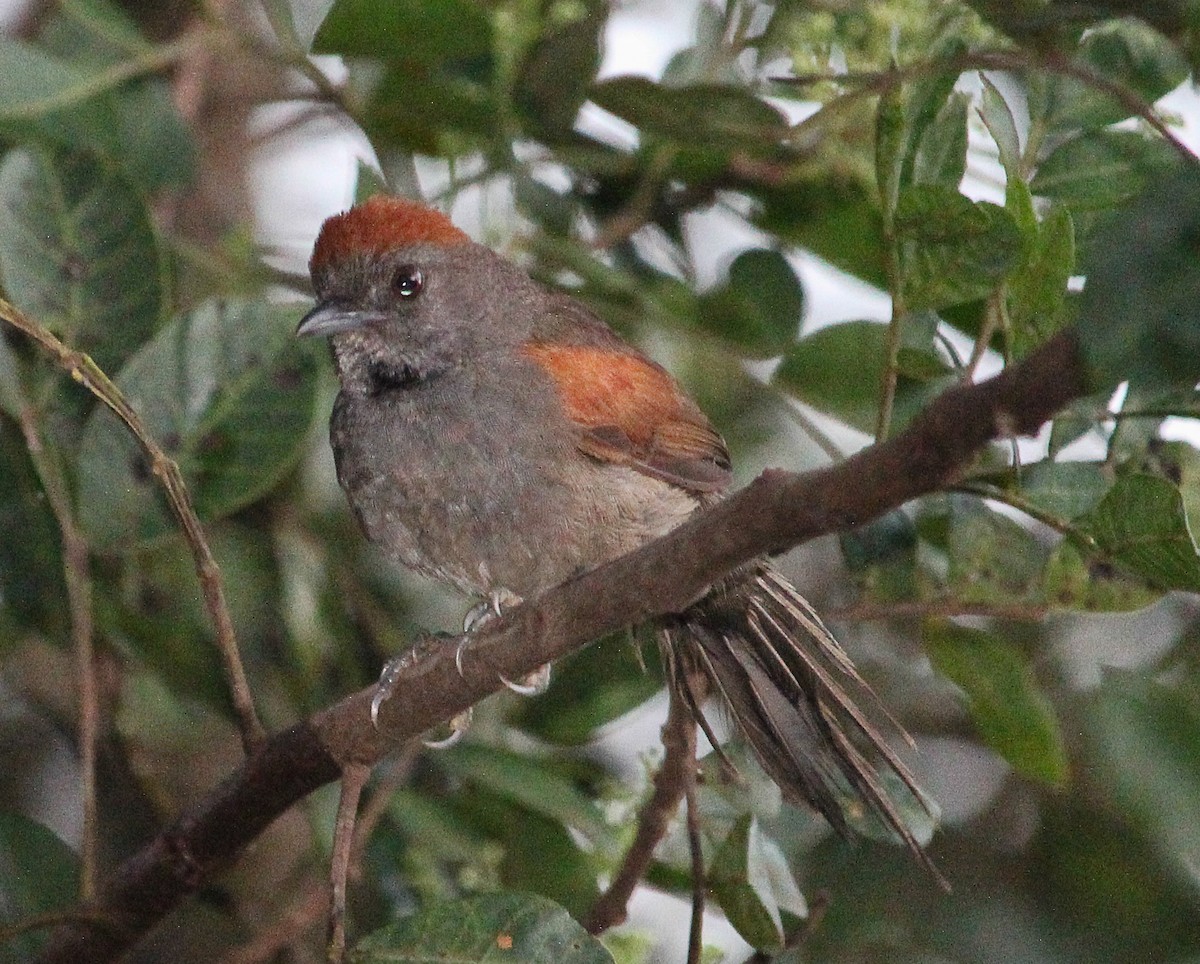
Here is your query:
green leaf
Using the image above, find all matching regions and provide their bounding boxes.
[900,39,966,185]
[590,77,787,151]
[499,812,599,921]
[76,300,319,549]
[773,319,952,434]
[875,85,906,221]
[1143,440,1200,536]
[513,632,661,745]
[313,0,492,62]
[751,174,885,289]
[0,427,65,638]
[515,174,577,239]
[710,815,807,952]
[1078,165,1200,394]
[1043,539,1162,612]
[514,6,604,138]
[0,37,102,119]
[1018,460,1110,521]
[0,82,195,192]
[386,788,500,867]
[353,158,389,203]
[0,812,79,962]
[877,36,967,214]
[946,499,1047,604]
[1077,19,1189,117]
[1073,473,1200,592]
[106,524,283,714]
[313,0,496,155]
[1083,672,1200,884]
[924,621,1069,786]
[363,62,496,156]
[435,744,609,841]
[44,0,151,59]
[0,19,193,191]
[1047,391,1107,458]
[1031,130,1179,211]
[894,186,1022,309]
[912,90,969,189]
[1004,175,1038,242]
[351,892,612,963]
[839,509,918,602]
[1007,203,1075,357]
[978,75,1021,181]
[696,249,804,357]
[599,931,654,964]
[1027,19,1189,136]
[0,147,165,373]
[103,80,195,189]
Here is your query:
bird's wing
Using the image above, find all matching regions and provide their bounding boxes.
[522,340,733,494]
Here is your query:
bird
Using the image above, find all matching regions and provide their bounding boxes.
[297,194,933,863]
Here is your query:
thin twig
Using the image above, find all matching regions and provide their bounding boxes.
[347,743,422,871]
[876,284,905,442]
[777,399,846,463]
[591,146,680,250]
[876,234,905,442]
[0,299,265,753]
[586,685,701,934]
[965,289,1004,382]
[948,480,1094,545]
[16,404,99,900]
[684,773,705,964]
[219,745,417,964]
[327,763,370,963]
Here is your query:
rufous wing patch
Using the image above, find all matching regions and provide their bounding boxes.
[522,342,732,493]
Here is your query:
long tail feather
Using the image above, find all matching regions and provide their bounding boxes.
[660,562,940,876]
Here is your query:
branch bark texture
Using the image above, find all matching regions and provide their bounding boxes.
[37,327,1087,963]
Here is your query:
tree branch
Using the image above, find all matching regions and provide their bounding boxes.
[35,328,1087,964]
[0,299,265,753]
[586,686,700,934]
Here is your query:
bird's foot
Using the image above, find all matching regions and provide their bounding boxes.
[462,587,524,634]
[370,633,473,748]
[459,588,552,696]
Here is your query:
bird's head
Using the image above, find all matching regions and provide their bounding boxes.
[298,195,531,396]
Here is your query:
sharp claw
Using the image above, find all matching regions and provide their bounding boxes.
[423,729,465,750]
[499,663,551,697]
[423,707,472,749]
[371,656,411,728]
[463,588,524,633]
[455,637,468,677]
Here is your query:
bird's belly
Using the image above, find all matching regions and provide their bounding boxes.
[332,396,698,600]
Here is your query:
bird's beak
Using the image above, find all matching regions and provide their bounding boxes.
[296,300,387,338]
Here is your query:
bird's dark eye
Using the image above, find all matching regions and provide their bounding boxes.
[392,265,423,298]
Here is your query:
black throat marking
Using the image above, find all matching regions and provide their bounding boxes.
[367,357,425,396]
